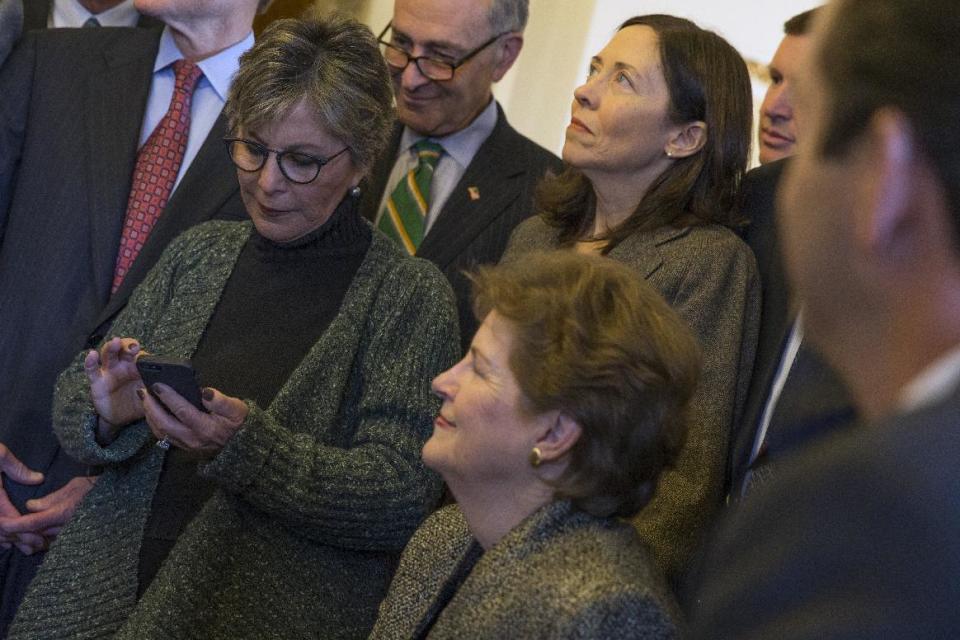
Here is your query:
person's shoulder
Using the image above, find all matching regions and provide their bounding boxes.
[653,222,754,267]
[693,391,960,638]
[533,517,680,636]
[366,232,456,307]
[402,504,471,559]
[743,159,789,194]
[492,106,562,169]
[170,219,251,255]
[502,215,558,258]
[370,233,450,286]
[32,24,155,51]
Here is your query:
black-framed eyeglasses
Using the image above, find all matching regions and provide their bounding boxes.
[377,22,508,82]
[224,138,349,185]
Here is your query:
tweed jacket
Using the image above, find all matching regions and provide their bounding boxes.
[10,220,460,640]
[370,501,680,640]
[503,217,760,585]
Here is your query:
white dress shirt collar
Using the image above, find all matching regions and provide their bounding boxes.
[398,98,498,171]
[898,342,960,414]
[153,26,254,103]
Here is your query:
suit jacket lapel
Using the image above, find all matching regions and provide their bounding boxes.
[97,112,240,325]
[359,123,403,225]
[417,106,525,269]
[85,30,159,309]
[607,224,690,280]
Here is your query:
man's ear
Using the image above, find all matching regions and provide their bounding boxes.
[664,121,707,158]
[492,33,524,82]
[534,412,582,464]
[853,108,916,256]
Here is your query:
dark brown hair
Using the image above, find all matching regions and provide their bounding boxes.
[537,14,752,252]
[784,7,821,36]
[470,251,701,518]
[817,0,960,245]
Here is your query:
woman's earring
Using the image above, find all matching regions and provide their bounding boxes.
[349,185,361,198]
[529,446,543,468]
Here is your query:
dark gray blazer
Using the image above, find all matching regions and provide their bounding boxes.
[692,381,960,639]
[359,104,561,351]
[370,501,680,640]
[504,217,760,587]
[726,160,855,497]
[0,27,246,507]
[21,0,161,30]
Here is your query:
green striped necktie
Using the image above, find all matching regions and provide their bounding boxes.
[378,140,443,254]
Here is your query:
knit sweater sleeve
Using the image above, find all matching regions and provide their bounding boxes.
[201,256,460,551]
[51,224,243,466]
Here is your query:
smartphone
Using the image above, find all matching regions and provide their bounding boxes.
[136,355,206,411]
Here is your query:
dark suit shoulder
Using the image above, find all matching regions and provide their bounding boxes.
[28,23,157,50]
[694,390,960,638]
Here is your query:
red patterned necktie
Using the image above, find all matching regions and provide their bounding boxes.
[112,59,203,293]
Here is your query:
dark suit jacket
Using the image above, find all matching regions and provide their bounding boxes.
[21,0,161,30]
[726,160,855,497]
[359,104,561,351]
[692,382,960,639]
[0,0,21,66]
[370,501,679,640]
[0,28,246,508]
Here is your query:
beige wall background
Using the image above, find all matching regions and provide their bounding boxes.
[359,0,822,162]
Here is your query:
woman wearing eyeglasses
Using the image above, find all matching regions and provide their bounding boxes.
[10,12,459,640]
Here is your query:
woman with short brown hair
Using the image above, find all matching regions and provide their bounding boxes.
[370,250,700,639]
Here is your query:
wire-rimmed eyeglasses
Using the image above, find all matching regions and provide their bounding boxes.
[377,22,508,82]
[224,138,349,185]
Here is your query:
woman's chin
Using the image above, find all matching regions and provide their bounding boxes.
[421,436,446,474]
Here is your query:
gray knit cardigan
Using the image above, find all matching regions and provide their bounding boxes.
[10,220,460,639]
[369,500,680,639]
[503,217,760,585]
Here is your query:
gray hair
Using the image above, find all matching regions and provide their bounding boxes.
[225,10,393,173]
[487,0,528,33]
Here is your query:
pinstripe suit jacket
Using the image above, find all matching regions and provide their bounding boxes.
[359,104,561,351]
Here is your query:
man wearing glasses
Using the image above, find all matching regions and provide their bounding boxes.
[360,0,560,351]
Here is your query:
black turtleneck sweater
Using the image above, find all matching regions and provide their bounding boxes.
[138,195,371,595]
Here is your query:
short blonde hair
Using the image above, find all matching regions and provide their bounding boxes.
[471,252,701,518]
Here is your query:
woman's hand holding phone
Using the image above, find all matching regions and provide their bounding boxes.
[141,384,249,457]
[84,337,147,442]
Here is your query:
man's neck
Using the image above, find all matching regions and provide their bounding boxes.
[837,290,960,422]
[162,9,255,62]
